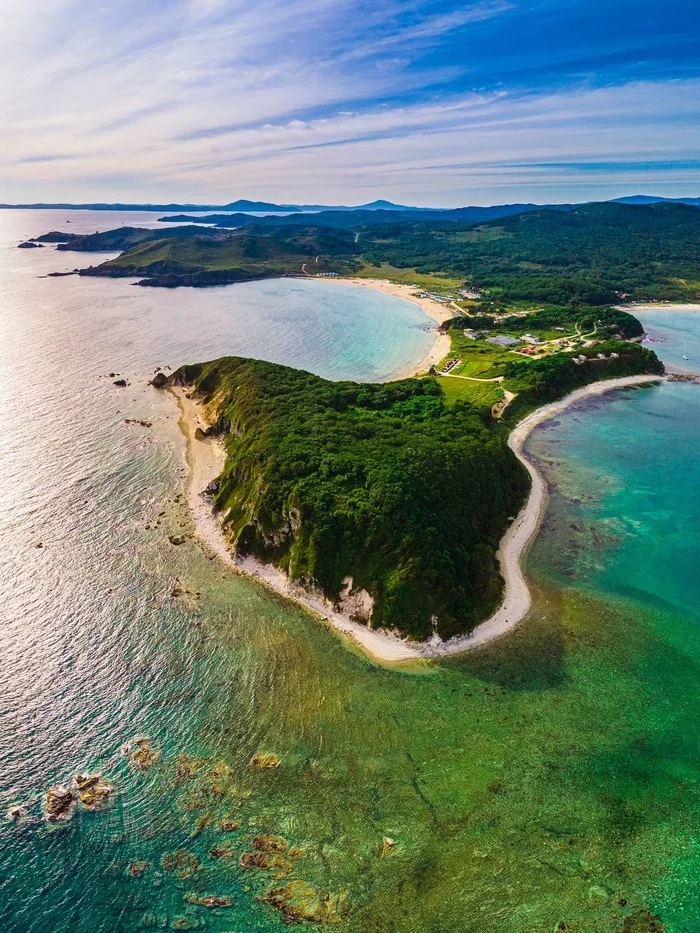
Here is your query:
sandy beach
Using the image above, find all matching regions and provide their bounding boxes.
[316,277,455,377]
[172,386,421,662]
[173,372,662,663]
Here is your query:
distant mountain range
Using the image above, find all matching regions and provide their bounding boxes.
[1,194,698,215]
[0,197,431,213]
[612,195,700,208]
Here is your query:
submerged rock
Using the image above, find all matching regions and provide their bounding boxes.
[253,834,288,853]
[174,753,208,784]
[250,752,281,770]
[190,813,214,838]
[123,737,161,771]
[263,881,350,924]
[6,803,27,822]
[239,851,273,870]
[44,783,77,822]
[184,893,232,908]
[209,843,235,860]
[169,535,186,546]
[170,918,204,931]
[240,835,301,875]
[161,849,202,881]
[219,817,240,832]
[128,861,149,878]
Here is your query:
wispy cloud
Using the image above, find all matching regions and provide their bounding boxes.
[0,0,698,203]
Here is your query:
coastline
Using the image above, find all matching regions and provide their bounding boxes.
[312,276,455,377]
[172,386,420,662]
[172,373,662,663]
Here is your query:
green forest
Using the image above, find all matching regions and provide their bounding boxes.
[172,358,530,641]
[37,200,700,303]
[169,345,662,640]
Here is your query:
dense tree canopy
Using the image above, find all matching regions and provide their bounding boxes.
[173,359,530,641]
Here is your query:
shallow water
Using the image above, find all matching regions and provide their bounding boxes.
[1,216,699,933]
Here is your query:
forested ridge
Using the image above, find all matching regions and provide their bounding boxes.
[38,200,700,303]
[172,359,530,641]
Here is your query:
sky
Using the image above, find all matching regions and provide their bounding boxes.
[0,0,699,206]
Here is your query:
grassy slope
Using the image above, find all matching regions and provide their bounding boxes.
[95,227,361,280]
[61,201,700,303]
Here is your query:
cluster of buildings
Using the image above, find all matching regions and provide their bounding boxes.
[573,352,620,365]
[416,291,454,303]
[439,358,461,374]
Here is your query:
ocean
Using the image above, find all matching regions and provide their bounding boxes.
[0,210,698,933]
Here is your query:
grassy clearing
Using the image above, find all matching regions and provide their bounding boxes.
[356,262,462,292]
[437,376,504,409]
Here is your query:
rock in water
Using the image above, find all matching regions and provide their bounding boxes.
[264,881,350,923]
[150,372,168,389]
[123,737,160,771]
[6,803,27,821]
[250,752,281,770]
[44,783,77,822]
[73,773,116,811]
[184,893,232,908]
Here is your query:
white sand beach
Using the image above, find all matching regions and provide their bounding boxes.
[173,372,662,664]
[317,277,455,377]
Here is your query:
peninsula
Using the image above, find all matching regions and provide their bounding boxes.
[30,199,688,653]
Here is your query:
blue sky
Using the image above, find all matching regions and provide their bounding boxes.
[0,0,698,205]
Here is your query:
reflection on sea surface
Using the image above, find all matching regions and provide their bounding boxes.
[0,212,699,932]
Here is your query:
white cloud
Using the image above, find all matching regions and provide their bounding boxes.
[0,1,698,203]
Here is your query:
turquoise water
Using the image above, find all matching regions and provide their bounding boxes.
[2,210,700,933]
[636,306,700,375]
[529,308,700,624]
[0,210,435,931]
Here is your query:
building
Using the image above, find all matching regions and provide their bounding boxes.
[488,335,521,347]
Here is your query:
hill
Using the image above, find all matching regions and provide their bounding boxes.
[52,200,700,303]
[356,201,700,304]
[170,358,530,641]
[73,225,360,286]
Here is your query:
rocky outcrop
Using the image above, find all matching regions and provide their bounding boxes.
[183,893,232,908]
[122,737,160,770]
[74,773,115,811]
[250,752,281,769]
[263,881,350,924]
[44,783,77,822]
[150,371,168,388]
[32,231,80,243]
[18,241,44,249]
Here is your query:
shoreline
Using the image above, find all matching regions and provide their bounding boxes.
[172,373,662,663]
[312,276,455,377]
